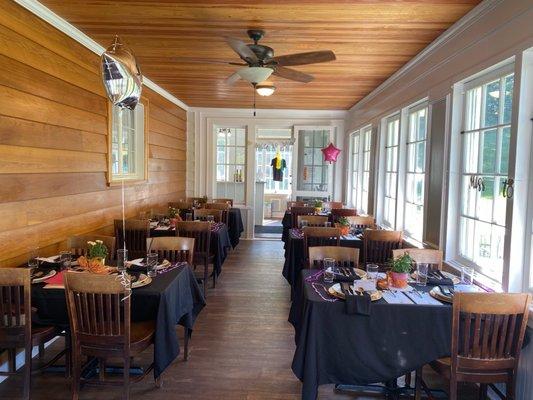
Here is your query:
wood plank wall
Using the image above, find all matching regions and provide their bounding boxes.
[0,1,187,267]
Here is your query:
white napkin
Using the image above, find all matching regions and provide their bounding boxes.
[404,291,445,306]
[128,258,145,267]
[352,279,377,292]
[382,290,414,304]
[36,256,59,263]
[155,226,171,231]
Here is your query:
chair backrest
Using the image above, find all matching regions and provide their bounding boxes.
[193,208,223,223]
[176,221,211,255]
[213,198,233,207]
[67,235,117,261]
[169,201,192,210]
[297,215,328,227]
[287,201,305,210]
[303,227,341,260]
[363,229,403,265]
[323,201,343,210]
[64,272,130,352]
[205,203,230,224]
[114,219,150,260]
[146,236,195,265]
[346,215,376,229]
[187,197,208,206]
[290,206,315,228]
[308,246,359,269]
[451,293,531,376]
[392,248,443,270]
[0,268,31,346]
[330,208,357,222]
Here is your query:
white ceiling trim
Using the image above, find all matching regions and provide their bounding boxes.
[190,107,347,120]
[349,0,504,112]
[13,0,189,111]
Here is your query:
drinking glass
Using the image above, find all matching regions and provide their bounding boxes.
[28,248,39,270]
[146,252,158,278]
[323,257,336,283]
[300,220,308,229]
[185,212,193,221]
[461,266,474,285]
[59,251,72,271]
[206,215,215,223]
[117,249,128,273]
[366,264,379,280]
[416,263,429,286]
[324,222,332,228]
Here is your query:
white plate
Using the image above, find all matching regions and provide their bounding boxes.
[328,283,382,301]
[32,269,56,283]
[131,273,152,289]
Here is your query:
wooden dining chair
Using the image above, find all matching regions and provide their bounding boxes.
[64,272,158,400]
[346,215,376,229]
[213,198,233,207]
[392,248,443,270]
[114,219,150,260]
[0,268,68,400]
[323,201,343,210]
[308,246,359,269]
[176,221,213,294]
[303,227,341,262]
[67,235,116,261]
[187,197,208,207]
[205,202,230,224]
[169,201,192,211]
[330,208,357,222]
[193,208,223,223]
[363,229,402,268]
[415,293,532,400]
[147,236,195,265]
[290,206,316,228]
[297,215,328,227]
[287,201,305,210]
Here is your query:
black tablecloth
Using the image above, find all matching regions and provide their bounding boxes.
[282,211,292,243]
[228,208,244,248]
[150,223,231,276]
[32,265,205,377]
[282,228,363,288]
[289,270,452,400]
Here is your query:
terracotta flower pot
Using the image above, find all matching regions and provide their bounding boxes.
[390,271,409,288]
[334,223,350,236]
[314,207,322,214]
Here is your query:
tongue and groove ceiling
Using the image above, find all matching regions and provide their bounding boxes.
[40,0,481,110]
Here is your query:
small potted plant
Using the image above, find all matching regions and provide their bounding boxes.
[168,206,182,227]
[388,252,413,288]
[314,199,323,214]
[335,216,350,236]
[87,240,108,267]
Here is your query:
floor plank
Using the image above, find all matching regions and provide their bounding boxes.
[0,240,480,399]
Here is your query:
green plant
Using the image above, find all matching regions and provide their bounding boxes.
[87,240,108,259]
[168,206,178,218]
[337,216,350,226]
[389,252,413,274]
[314,199,323,208]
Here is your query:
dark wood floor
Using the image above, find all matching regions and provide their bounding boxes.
[0,240,480,399]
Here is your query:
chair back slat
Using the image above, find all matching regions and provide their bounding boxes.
[363,229,402,266]
[147,236,195,265]
[114,219,150,260]
[290,206,315,228]
[176,222,211,256]
[451,293,531,374]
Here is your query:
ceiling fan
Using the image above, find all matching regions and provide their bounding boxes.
[179,30,336,87]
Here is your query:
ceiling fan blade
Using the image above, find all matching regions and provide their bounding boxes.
[272,50,336,67]
[225,71,242,85]
[273,66,314,83]
[224,37,258,63]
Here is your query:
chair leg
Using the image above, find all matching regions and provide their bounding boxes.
[414,368,422,400]
[38,343,45,360]
[478,383,487,400]
[203,260,208,297]
[184,326,190,361]
[449,377,458,400]
[507,372,516,400]
[71,345,81,400]
[23,346,32,400]
[8,349,16,372]
[123,356,130,400]
[212,266,216,288]
[99,358,106,381]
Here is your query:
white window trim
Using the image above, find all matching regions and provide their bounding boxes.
[379,113,401,229]
[107,100,148,184]
[348,125,372,213]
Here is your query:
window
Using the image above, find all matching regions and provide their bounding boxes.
[456,70,514,282]
[109,103,146,182]
[215,127,246,204]
[383,115,400,228]
[349,125,372,214]
[256,144,292,193]
[404,105,428,241]
[297,129,330,192]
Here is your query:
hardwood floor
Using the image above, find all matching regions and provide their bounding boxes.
[0,240,480,399]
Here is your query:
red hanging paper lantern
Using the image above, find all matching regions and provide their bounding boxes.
[321,142,341,163]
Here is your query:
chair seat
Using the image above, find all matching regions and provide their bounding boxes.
[430,357,451,379]
[31,325,59,346]
[130,320,155,355]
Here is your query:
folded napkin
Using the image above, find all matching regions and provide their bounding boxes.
[37,256,60,264]
[333,268,361,283]
[342,283,371,316]
[427,271,454,286]
[43,271,65,289]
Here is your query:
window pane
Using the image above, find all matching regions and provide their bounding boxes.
[227,147,235,164]
[481,129,497,174]
[415,141,425,172]
[235,147,245,164]
[463,132,480,173]
[484,80,500,127]
[477,176,494,222]
[236,129,245,146]
[465,87,482,131]
[217,147,225,164]
[503,74,514,124]
[499,127,510,174]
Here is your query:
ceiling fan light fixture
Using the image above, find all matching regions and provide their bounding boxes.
[237,66,273,83]
[255,82,276,96]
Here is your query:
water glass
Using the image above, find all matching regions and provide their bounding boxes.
[117,249,128,273]
[146,252,158,278]
[461,266,474,285]
[366,264,379,280]
[28,249,39,270]
[59,251,72,271]
[206,215,215,223]
[185,212,193,221]
[324,221,332,228]
[416,263,429,286]
[300,220,308,229]
[323,257,336,283]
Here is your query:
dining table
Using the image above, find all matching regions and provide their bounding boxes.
[32,263,206,378]
[150,221,232,276]
[289,269,453,400]
[282,227,363,290]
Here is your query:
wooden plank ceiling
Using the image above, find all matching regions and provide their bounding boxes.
[40,0,481,110]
